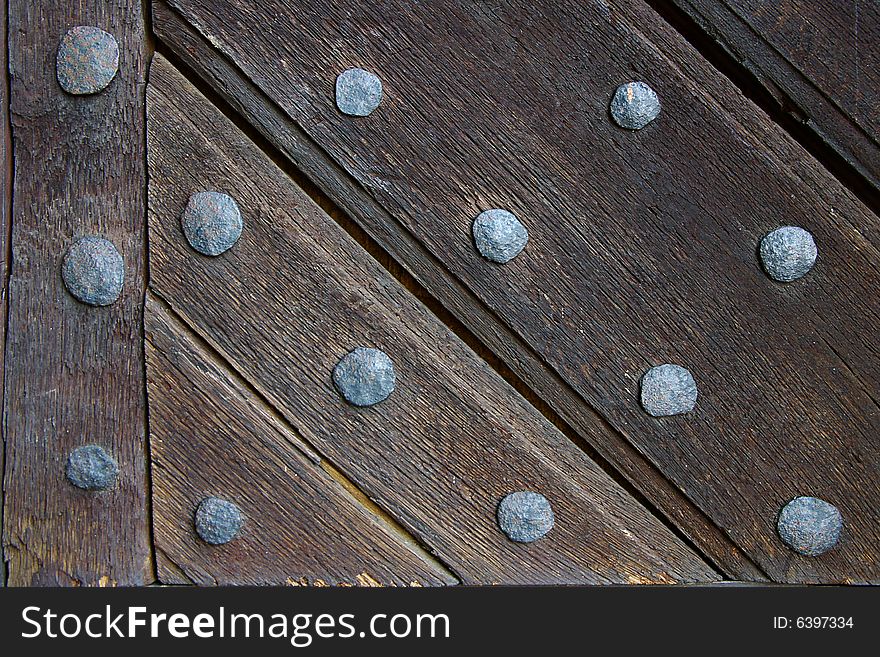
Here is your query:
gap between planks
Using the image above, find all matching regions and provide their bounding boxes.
[145,290,461,584]
[143,0,160,588]
[0,0,12,588]
[149,31,750,580]
[641,0,880,218]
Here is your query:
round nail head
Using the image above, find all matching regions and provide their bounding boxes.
[497,491,554,543]
[195,497,245,545]
[640,364,697,417]
[610,81,661,130]
[760,226,817,282]
[777,496,842,557]
[335,68,383,117]
[333,347,396,407]
[66,445,119,491]
[62,236,125,306]
[56,26,120,95]
[181,191,243,256]
[472,209,529,264]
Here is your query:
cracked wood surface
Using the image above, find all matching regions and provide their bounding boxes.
[146,54,718,585]
[1,0,152,585]
[153,0,880,583]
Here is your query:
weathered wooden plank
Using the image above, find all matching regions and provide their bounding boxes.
[147,54,718,584]
[0,0,10,588]
[734,0,879,140]
[145,295,456,586]
[658,0,880,193]
[152,0,765,581]
[2,1,151,585]
[156,0,880,583]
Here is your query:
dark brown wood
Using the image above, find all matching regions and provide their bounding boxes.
[2,1,152,585]
[0,0,11,588]
[145,294,456,586]
[659,0,880,192]
[147,54,718,584]
[155,0,880,583]
[152,0,766,581]
[0,0,10,588]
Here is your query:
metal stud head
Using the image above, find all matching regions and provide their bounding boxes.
[760,226,817,282]
[610,81,661,130]
[640,364,697,417]
[333,347,396,407]
[777,496,842,557]
[56,26,120,95]
[195,497,245,545]
[335,68,383,117]
[62,236,125,306]
[181,191,243,256]
[66,445,119,491]
[472,209,529,264]
[497,491,554,543]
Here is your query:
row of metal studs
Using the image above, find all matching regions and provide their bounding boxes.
[56,28,841,560]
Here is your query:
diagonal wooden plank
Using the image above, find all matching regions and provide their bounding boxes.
[2,0,151,586]
[145,294,457,586]
[147,54,718,584]
[153,0,880,583]
[152,0,763,581]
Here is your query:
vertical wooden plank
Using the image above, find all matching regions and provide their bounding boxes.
[0,0,10,587]
[1,1,151,585]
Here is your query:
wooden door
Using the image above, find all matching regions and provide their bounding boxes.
[2,0,877,586]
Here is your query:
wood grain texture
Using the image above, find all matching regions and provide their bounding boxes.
[147,54,718,585]
[145,295,456,586]
[661,0,880,191]
[0,0,11,588]
[2,1,151,585]
[152,0,764,581]
[155,0,880,583]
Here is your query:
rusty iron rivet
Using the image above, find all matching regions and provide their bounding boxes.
[610,81,661,130]
[640,364,697,417]
[333,347,396,407]
[195,497,245,545]
[760,226,817,282]
[181,191,243,256]
[472,209,529,264]
[497,491,555,543]
[777,496,842,557]
[62,236,124,306]
[335,67,383,117]
[56,26,120,95]
[66,445,119,491]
